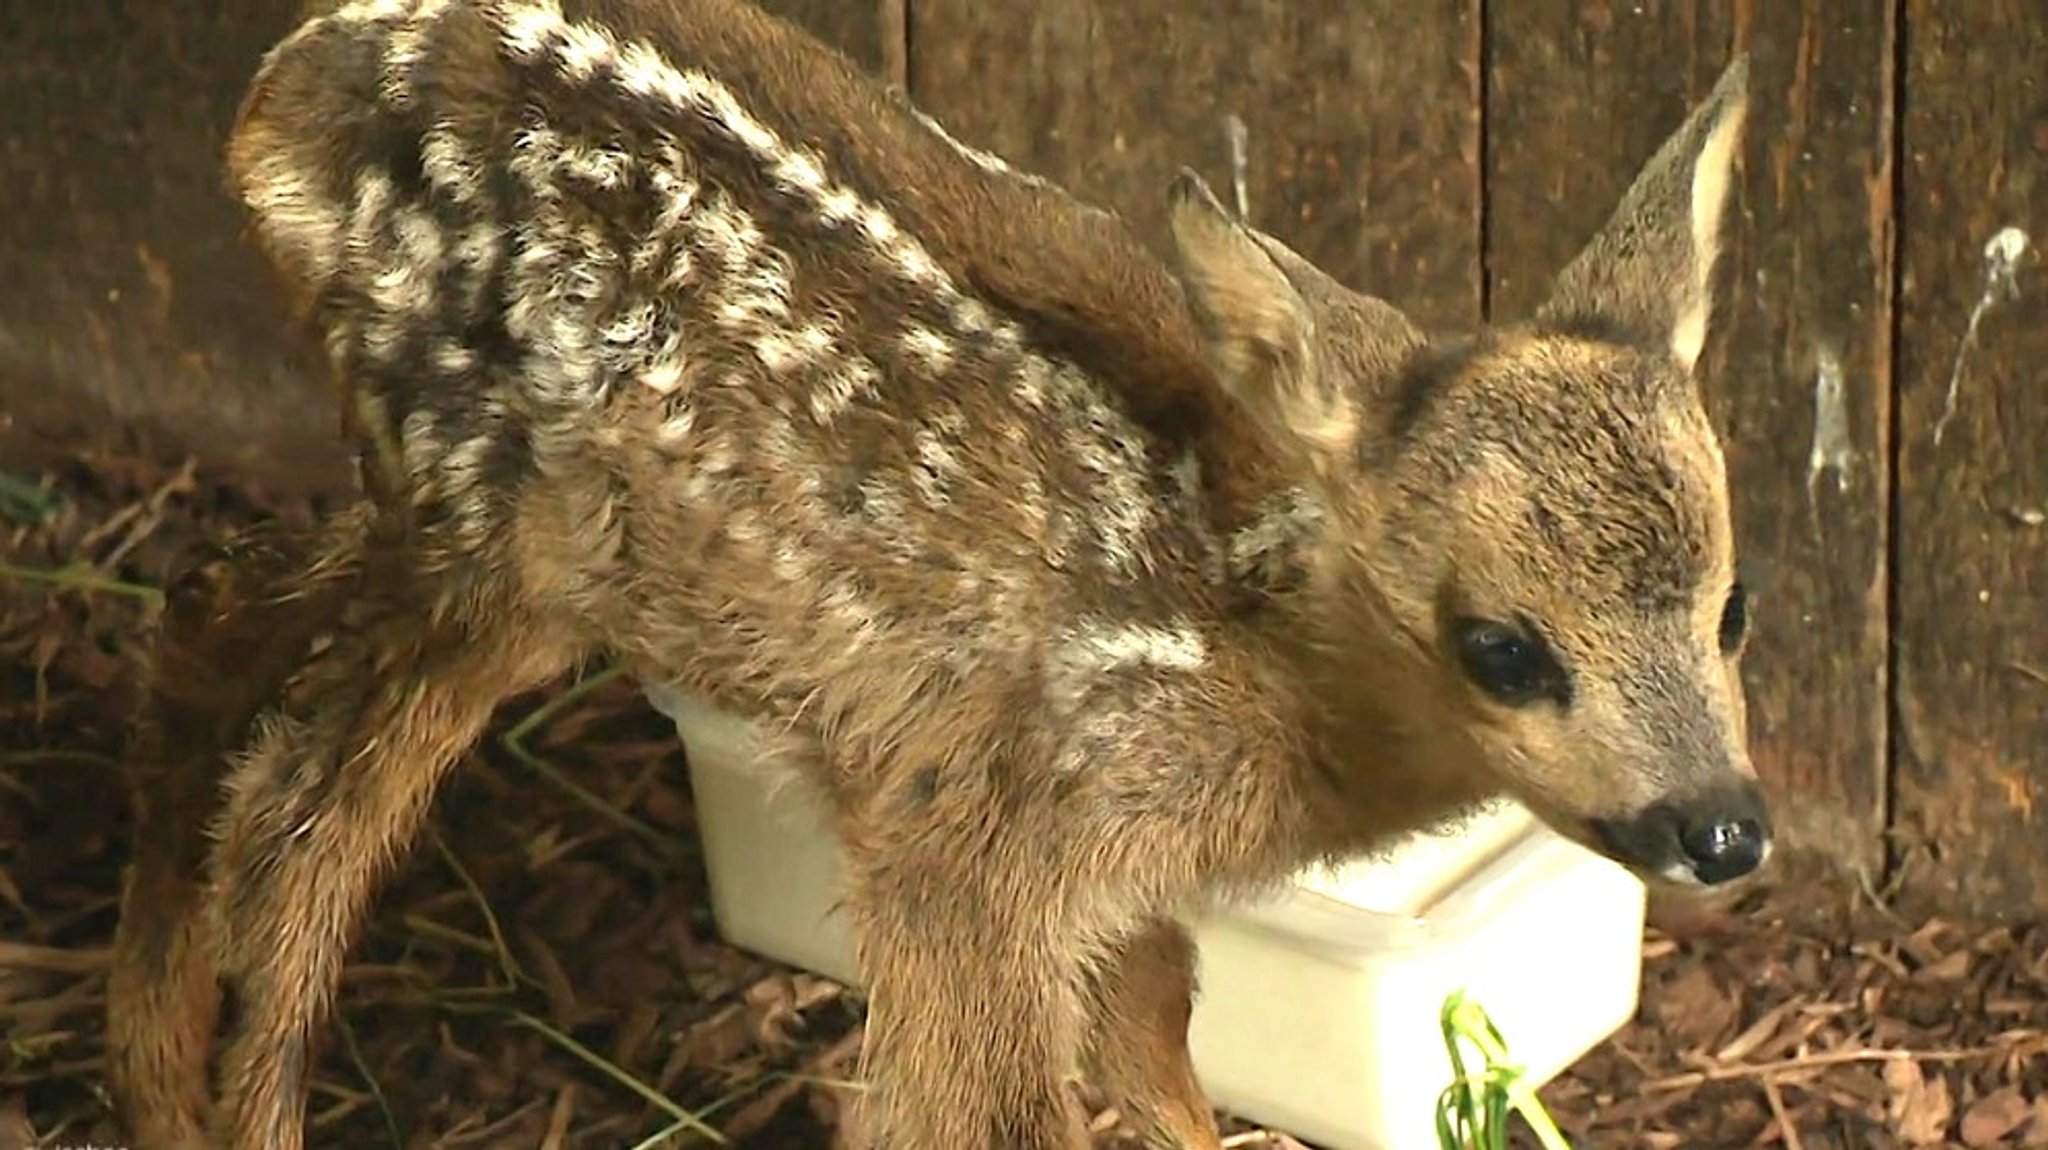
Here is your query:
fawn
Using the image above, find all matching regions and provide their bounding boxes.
[105,0,1768,1146]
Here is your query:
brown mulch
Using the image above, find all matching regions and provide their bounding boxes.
[2,451,2046,1150]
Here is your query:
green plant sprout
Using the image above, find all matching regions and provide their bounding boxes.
[1435,989,1572,1150]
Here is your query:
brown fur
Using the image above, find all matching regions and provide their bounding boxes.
[107,510,373,1150]
[105,2,1767,1147]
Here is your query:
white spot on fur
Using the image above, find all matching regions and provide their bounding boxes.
[328,0,419,26]
[558,141,633,190]
[1064,621,1208,676]
[378,0,451,108]
[1934,225,2030,446]
[771,543,809,583]
[1042,624,1207,772]
[400,408,443,488]
[818,187,862,224]
[748,323,835,378]
[1229,487,1323,586]
[497,0,561,58]
[643,356,689,396]
[1035,363,1156,574]
[1005,360,1047,411]
[432,344,478,375]
[656,400,696,443]
[900,325,955,374]
[419,124,482,203]
[911,425,961,508]
[819,574,884,650]
[495,0,1024,351]
[950,297,995,335]
[600,303,657,348]
[893,244,946,286]
[773,150,828,197]
[808,360,880,426]
[684,437,742,506]
[752,331,804,374]
[441,433,495,544]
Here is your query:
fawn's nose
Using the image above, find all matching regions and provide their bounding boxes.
[1677,810,1768,884]
[1592,781,1772,886]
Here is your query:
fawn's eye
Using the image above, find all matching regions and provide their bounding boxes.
[1451,617,1569,708]
[1718,580,1749,655]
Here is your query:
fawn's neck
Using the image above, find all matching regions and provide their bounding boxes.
[1221,506,1501,862]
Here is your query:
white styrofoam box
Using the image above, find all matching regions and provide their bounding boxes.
[645,683,1646,1150]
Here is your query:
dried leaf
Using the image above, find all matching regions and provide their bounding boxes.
[0,1094,36,1150]
[1715,998,1796,1063]
[1651,961,1740,1050]
[1961,1086,2033,1146]
[1884,1058,1954,1145]
[1917,948,1974,982]
[2023,1096,2048,1148]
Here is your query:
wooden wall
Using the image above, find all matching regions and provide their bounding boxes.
[766,0,2043,919]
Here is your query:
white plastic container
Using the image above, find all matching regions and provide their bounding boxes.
[644,684,1646,1150]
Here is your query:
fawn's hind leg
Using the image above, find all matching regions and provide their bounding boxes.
[199,551,585,1150]
[1082,918,1223,1149]
[108,509,372,1150]
[842,849,1095,1150]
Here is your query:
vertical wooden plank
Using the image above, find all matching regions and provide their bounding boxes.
[906,0,1484,331]
[0,0,354,500]
[1892,0,2048,919]
[754,0,890,76]
[1486,6,1898,882]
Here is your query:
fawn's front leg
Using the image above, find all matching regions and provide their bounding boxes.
[842,847,1096,1150]
[200,557,584,1150]
[108,509,371,1150]
[1082,918,1223,1150]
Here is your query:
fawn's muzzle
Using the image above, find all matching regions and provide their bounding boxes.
[1590,780,1771,886]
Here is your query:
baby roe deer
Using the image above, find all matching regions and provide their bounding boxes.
[106,0,1769,1145]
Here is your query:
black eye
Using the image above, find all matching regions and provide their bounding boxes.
[1718,581,1749,654]
[1452,616,1568,707]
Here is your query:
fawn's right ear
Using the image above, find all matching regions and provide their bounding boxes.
[1535,55,1751,374]
[1167,169,1358,483]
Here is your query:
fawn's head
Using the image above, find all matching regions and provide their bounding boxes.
[1170,59,1767,889]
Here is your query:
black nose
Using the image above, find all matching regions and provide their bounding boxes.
[1678,814,1767,884]
[1589,782,1772,886]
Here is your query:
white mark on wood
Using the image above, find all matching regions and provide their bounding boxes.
[1806,344,1853,526]
[1223,113,1251,221]
[1934,226,2029,446]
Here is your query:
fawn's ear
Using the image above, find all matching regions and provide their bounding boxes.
[1536,54,1750,374]
[1167,168,1358,480]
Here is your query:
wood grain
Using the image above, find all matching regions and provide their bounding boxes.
[0,0,351,500]
[1890,0,2048,919]
[906,0,1485,331]
[1485,3,1899,881]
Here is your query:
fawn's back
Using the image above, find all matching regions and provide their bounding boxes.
[227,0,1305,829]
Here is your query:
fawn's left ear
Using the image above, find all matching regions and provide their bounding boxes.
[1165,168,1360,483]
[1536,55,1751,375]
